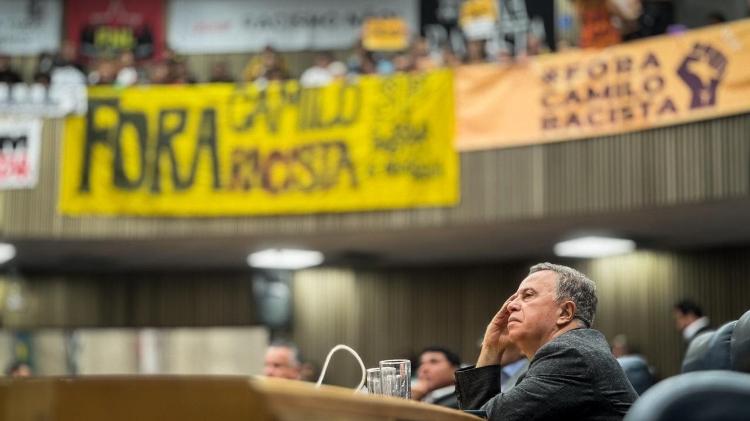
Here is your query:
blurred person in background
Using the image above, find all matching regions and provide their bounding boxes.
[300,51,345,87]
[243,46,288,84]
[0,55,22,84]
[610,334,655,395]
[53,40,86,73]
[346,40,376,75]
[673,299,711,345]
[610,0,643,41]
[115,51,139,87]
[49,41,87,86]
[263,341,302,380]
[35,51,55,77]
[411,37,442,72]
[441,46,463,67]
[633,0,674,38]
[456,263,637,420]
[465,39,487,64]
[374,53,396,75]
[88,58,118,85]
[411,346,461,409]
[172,60,196,84]
[209,61,234,83]
[148,60,173,85]
[393,52,415,73]
[499,343,528,392]
[571,0,622,48]
[5,361,32,378]
[33,72,51,87]
[618,0,674,41]
[159,48,178,64]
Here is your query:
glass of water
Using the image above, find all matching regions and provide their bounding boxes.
[379,359,411,399]
[366,368,383,394]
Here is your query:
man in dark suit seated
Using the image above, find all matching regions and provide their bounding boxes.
[673,299,711,345]
[455,263,638,420]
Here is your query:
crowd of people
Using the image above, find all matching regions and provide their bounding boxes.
[0,36,486,90]
[0,1,739,91]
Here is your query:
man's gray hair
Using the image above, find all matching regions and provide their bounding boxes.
[269,340,302,366]
[529,262,598,327]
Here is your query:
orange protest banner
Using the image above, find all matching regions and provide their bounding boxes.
[456,20,750,151]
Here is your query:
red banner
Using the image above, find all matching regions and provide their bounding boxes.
[65,0,164,61]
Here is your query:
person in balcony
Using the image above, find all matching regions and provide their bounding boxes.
[0,55,22,84]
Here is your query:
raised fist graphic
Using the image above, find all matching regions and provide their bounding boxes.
[677,43,727,109]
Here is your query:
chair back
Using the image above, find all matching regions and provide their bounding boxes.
[624,371,750,421]
[703,320,737,370]
[681,330,715,373]
[731,310,750,372]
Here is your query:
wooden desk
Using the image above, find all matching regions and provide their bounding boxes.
[0,376,480,421]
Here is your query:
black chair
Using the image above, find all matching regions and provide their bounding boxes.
[618,355,654,395]
[732,310,750,373]
[681,330,715,373]
[703,320,737,370]
[624,371,750,421]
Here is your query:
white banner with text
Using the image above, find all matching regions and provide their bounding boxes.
[167,0,418,53]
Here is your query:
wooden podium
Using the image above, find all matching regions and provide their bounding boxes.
[0,376,480,421]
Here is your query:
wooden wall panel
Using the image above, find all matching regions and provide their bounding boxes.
[0,272,257,328]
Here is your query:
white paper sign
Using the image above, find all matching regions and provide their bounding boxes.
[167,0,418,53]
[0,119,42,190]
[0,0,62,55]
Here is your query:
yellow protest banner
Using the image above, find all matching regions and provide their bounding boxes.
[362,17,410,51]
[60,70,458,216]
[456,19,750,150]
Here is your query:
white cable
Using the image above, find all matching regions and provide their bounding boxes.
[315,344,367,392]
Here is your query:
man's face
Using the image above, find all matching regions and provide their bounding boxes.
[263,346,301,380]
[417,351,456,391]
[11,364,31,378]
[673,310,694,332]
[506,270,563,349]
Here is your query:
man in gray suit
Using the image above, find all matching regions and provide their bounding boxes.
[455,263,637,420]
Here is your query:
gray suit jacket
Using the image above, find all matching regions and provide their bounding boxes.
[455,328,638,421]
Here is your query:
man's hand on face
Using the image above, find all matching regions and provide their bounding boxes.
[477,293,516,367]
[411,379,430,401]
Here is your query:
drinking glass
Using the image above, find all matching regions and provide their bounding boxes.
[366,368,383,395]
[379,359,411,399]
